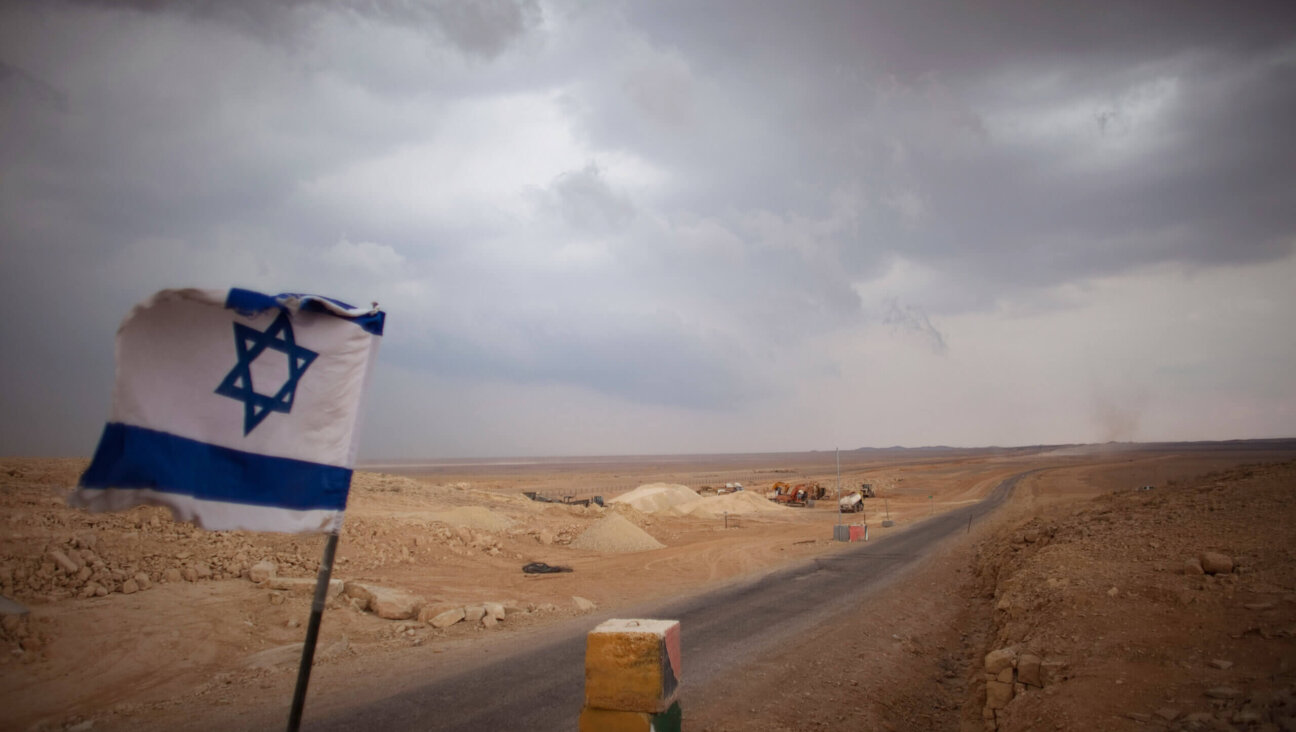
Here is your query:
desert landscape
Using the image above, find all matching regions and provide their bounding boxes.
[5,4,1294,732]
[2,440,1295,731]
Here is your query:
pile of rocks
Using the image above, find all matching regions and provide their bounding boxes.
[420,602,514,629]
[408,595,596,629]
[981,647,1068,728]
[5,534,173,601]
[0,524,324,603]
[0,492,336,605]
[245,561,596,631]
[968,460,1296,732]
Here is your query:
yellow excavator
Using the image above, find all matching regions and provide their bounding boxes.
[769,481,824,507]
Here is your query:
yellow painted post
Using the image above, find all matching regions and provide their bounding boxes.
[580,618,681,732]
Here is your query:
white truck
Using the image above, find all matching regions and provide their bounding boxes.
[838,483,875,513]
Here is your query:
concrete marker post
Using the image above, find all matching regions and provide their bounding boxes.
[581,618,682,732]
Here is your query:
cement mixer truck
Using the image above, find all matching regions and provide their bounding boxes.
[838,483,875,513]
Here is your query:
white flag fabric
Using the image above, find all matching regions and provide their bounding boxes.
[72,288,384,533]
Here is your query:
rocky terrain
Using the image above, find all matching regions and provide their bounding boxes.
[969,461,1296,731]
[689,456,1296,732]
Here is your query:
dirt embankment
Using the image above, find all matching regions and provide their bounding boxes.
[967,461,1296,731]
[690,457,1296,732]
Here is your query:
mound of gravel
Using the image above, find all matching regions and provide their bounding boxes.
[609,483,700,514]
[674,491,791,517]
[427,506,516,532]
[571,513,666,553]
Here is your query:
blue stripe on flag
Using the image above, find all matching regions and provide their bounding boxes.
[225,288,386,336]
[224,287,282,315]
[80,423,352,511]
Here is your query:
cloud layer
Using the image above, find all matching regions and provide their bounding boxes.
[2,0,1294,457]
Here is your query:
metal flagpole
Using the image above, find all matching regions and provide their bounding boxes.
[288,529,341,732]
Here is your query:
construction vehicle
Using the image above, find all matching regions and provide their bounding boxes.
[522,491,604,507]
[768,481,792,502]
[769,481,822,507]
[700,482,744,495]
[838,483,875,513]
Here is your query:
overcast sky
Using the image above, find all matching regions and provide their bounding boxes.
[2,0,1294,459]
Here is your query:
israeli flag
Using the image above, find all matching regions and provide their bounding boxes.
[72,288,384,533]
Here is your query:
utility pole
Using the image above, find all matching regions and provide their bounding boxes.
[835,447,841,529]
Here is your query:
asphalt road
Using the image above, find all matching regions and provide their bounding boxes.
[312,471,1029,731]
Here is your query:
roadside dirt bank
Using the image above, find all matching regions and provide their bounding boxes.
[690,455,1296,732]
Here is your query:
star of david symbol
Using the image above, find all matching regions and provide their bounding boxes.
[214,310,318,435]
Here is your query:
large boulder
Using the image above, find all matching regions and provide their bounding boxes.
[1017,654,1042,687]
[343,581,375,609]
[248,561,277,583]
[366,586,423,620]
[428,607,465,628]
[48,550,78,574]
[417,603,457,624]
[269,577,343,598]
[985,648,1016,675]
[1199,552,1234,575]
[985,680,1014,709]
[1040,659,1069,686]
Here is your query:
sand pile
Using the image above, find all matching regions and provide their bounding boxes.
[674,491,790,517]
[426,506,515,532]
[609,483,700,514]
[571,513,666,553]
[350,472,435,494]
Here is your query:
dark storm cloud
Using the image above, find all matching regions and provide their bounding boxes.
[397,308,754,410]
[539,163,636,233]
[1,0,1294,456]
[611,0,1296,298]
[65,0,542,58]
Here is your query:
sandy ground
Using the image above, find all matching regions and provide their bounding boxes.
[1,442,1294,731]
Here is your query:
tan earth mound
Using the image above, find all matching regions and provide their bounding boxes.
[426,506,515,531]
[608,483,700,514]
[351,473,429,493]
[674,491,791,517]
[570,513,666,553]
